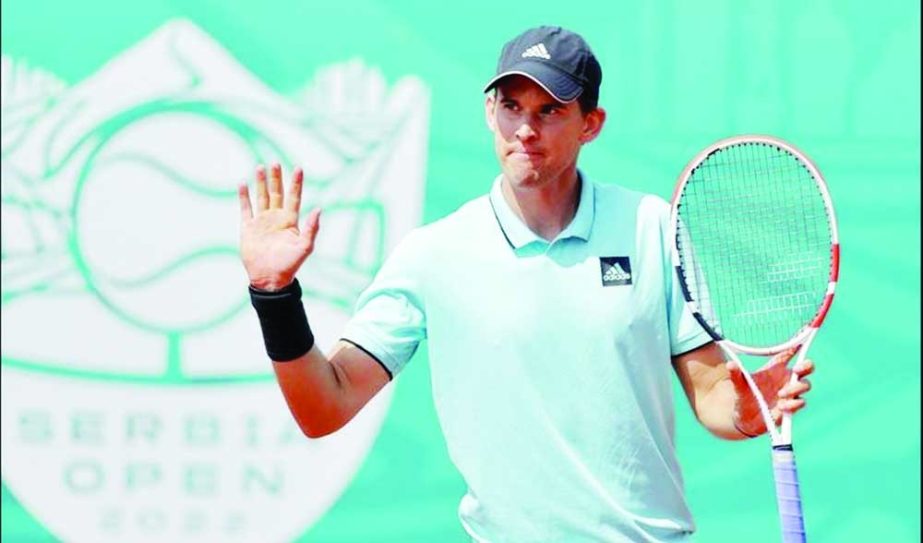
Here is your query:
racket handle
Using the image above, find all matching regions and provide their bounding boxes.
[772,445,807,543]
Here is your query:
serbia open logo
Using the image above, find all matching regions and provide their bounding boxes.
[0,20,429,543]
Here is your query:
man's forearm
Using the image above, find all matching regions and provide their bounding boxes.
[272,345,349,438]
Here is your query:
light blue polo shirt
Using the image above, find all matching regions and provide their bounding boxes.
[342,173,712,543]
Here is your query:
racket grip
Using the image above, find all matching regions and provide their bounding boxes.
[772,444,807,543]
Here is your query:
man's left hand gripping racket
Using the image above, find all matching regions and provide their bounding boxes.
[669,135,839,543]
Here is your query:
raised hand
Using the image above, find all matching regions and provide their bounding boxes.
[239,163,321,291]
[729,348,815,437]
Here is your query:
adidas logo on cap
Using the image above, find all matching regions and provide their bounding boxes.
[521,43,551,60]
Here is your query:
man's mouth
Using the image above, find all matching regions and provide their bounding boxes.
[509,149,543,158]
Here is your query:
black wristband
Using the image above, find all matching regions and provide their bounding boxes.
[249,279,314,361]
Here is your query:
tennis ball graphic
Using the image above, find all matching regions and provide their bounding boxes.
[72,107,259,334]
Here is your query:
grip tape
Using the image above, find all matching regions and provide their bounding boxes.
[772,445,807,543]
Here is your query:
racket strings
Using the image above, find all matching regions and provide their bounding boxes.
[676,142,833,348]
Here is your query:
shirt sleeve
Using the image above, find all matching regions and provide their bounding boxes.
[341,230,427,377]
[660,206,713,356]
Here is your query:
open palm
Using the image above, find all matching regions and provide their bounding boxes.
[239,163,321,291]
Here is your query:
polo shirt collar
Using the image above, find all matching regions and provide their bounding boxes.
[489,170,595,249]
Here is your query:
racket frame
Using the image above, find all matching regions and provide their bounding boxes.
[669,134,839,356]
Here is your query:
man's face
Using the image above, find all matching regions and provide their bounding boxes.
[486,75,604,189]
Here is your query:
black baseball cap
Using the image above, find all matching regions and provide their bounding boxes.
[483,26,602,107]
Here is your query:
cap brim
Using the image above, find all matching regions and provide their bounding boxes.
[483,60,583,103]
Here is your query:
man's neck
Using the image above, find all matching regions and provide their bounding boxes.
[501,168,581,242]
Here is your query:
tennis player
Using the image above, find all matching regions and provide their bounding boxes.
[239,25,815,542]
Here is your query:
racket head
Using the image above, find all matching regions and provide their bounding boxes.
[670,135,839,356]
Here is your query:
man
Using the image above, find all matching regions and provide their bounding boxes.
[238,25,814,543]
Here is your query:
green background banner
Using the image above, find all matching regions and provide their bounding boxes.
[2,1,919,542]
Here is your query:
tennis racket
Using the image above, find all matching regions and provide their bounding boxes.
[669,135,839,543]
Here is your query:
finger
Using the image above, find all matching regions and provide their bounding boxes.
[286,167,304,214]
[779,378,811,399]
[302,208,322,253]
[238,182,253,220]
[778,398,806,414]
[792,359,815,377]
[269,163,284,209]
[255,165,269,211]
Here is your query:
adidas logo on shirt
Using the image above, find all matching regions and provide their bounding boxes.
[521,43,551,60]
[603,263,630,282]
[600,257,633,286]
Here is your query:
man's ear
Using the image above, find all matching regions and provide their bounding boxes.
[580,107,606,144]
[485,93,497,132]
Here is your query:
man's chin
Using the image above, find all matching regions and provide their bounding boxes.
[502,167,542,188]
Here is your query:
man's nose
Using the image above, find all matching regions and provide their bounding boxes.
[514,115,539,141]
